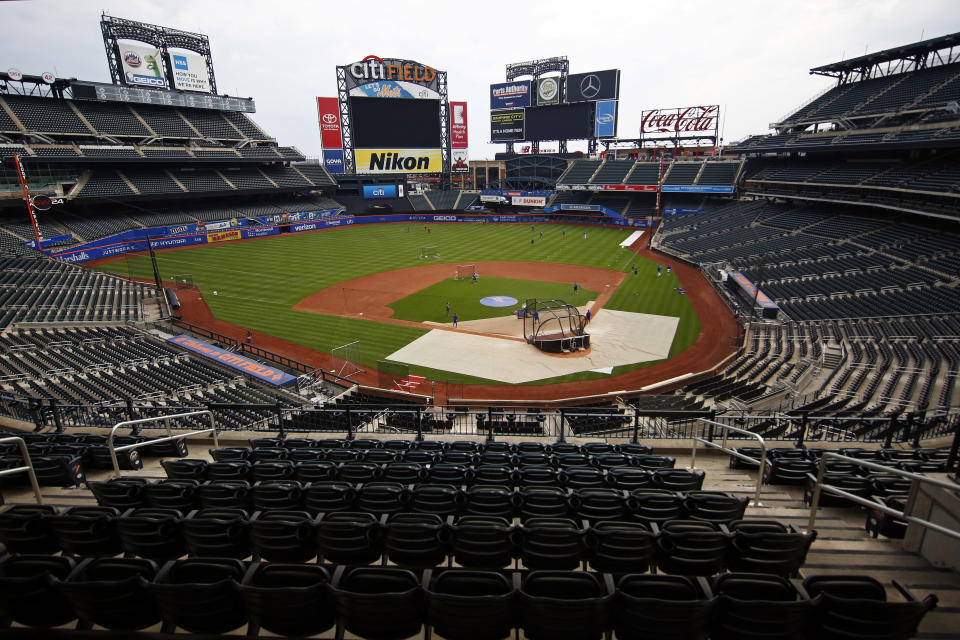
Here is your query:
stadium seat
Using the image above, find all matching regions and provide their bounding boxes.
[683,491,750,524]
[410,483,462,517]
[628,489,685,524]
[161,458,208,480]
[54,557,161,631]
[181,508,251,559]
[294,460,339,482]
[711,572,813,640]
[585,520,657,573]
[0,503,59,553]
[727,520,817,576]
[802,574,938,640]
[249,509,318,562]
[519,486,571,520]
[656,520,731,576]
[240,563,335,637]
[196,480,251,510]
[356,482,409,515]
[115,507,187,560]
[519,571,611,640]
[251,479,303,510]
[424,570,516,640]
[204,460,250,481]
[303,480,356,513]
[614,574,716,640]
[0,554,77,627]
[146,558,247,634]
[653,469,706,491]
[88,477,148,510]
[47,505,123,557]
[464,485,515,518]
[317,512,382,565]
[571,487,628,522]
[451,515,516,569]
[144,479,200,512]
[383,512,448,567]
[330,566,424,640]
[518,517,585,570]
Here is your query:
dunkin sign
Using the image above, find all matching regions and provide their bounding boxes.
[640,105,720,135]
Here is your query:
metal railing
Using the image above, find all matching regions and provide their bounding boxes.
[806,452,960,540]
[0,436,43,504]
[690,418,767,507]
[107,410,219,477]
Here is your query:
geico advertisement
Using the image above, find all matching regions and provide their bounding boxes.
[355,148,442,174]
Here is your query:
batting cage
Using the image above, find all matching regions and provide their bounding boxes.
[330,341,363,379]
[455,264,476,280]
[378,359,426,393]
[171,274,195,290]
[522,298,590,353]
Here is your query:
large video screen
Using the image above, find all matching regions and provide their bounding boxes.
[350,97,441,148]
[524,102,595,141]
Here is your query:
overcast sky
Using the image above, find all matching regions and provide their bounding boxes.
[2,0,959,159]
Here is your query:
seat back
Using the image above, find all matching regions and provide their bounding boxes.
[240,563,334,637]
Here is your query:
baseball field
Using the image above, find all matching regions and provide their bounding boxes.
[92,222,706,387]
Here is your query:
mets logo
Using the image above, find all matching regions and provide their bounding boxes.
[123,51,142,68]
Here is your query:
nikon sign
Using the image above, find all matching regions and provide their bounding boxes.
[354,148,443,174]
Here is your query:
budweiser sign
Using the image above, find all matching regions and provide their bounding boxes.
[640,105,720,135]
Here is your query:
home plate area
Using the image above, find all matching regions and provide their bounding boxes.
[388,309,680,384]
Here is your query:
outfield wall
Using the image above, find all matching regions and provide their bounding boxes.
[49,212,655,264]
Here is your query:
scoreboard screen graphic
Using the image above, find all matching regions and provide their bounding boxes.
[350,97,441,149]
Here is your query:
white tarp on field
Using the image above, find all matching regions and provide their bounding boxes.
[387,309,679,384]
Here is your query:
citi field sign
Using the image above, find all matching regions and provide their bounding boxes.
[349,55,436,85]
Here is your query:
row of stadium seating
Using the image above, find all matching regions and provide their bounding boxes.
[779,61,960,126]
[671,315,959,416]
[557,158,742,186]
[0,95,271,141]
[744,153,960,195]
[731,125,960,153]
[0,552,934,640]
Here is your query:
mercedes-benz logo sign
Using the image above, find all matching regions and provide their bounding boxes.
[580,74,601,99]
[322,113,338,125]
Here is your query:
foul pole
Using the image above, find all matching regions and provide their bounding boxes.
[12,153,43,250]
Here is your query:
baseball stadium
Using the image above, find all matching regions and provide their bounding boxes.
[0,8,956,640]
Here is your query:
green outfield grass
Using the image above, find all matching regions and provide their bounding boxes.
[389,276,598,323]
[94,222,700,384]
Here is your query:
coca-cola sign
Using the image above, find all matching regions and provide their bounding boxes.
[640,105,720,136]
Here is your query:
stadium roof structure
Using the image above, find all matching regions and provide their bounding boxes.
[810,31,960,82]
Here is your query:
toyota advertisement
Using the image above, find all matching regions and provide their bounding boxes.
[317,97,343,149]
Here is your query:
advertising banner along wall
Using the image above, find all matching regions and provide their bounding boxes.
[566,69,620,103]
[594,100,617,138]
[168,335,297,386]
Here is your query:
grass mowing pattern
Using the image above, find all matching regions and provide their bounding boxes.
[389,276,598,323]
[95,223,700,385]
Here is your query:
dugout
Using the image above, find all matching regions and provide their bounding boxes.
[523,298,590,353]
[724,269,779,320]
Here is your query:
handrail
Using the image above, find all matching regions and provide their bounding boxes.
[690,418,767,507]
[0,436,43,504]
[806,452,960,540]
[108,410,219,478]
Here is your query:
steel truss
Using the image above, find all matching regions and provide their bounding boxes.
[101,12,218,95]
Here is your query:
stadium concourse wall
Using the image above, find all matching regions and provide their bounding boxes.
[46,211,658,264]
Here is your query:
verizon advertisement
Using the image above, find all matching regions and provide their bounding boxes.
[450,101,468,148]
[512,196,547,207]
[317,97,343,149]
[640,105,720,137]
